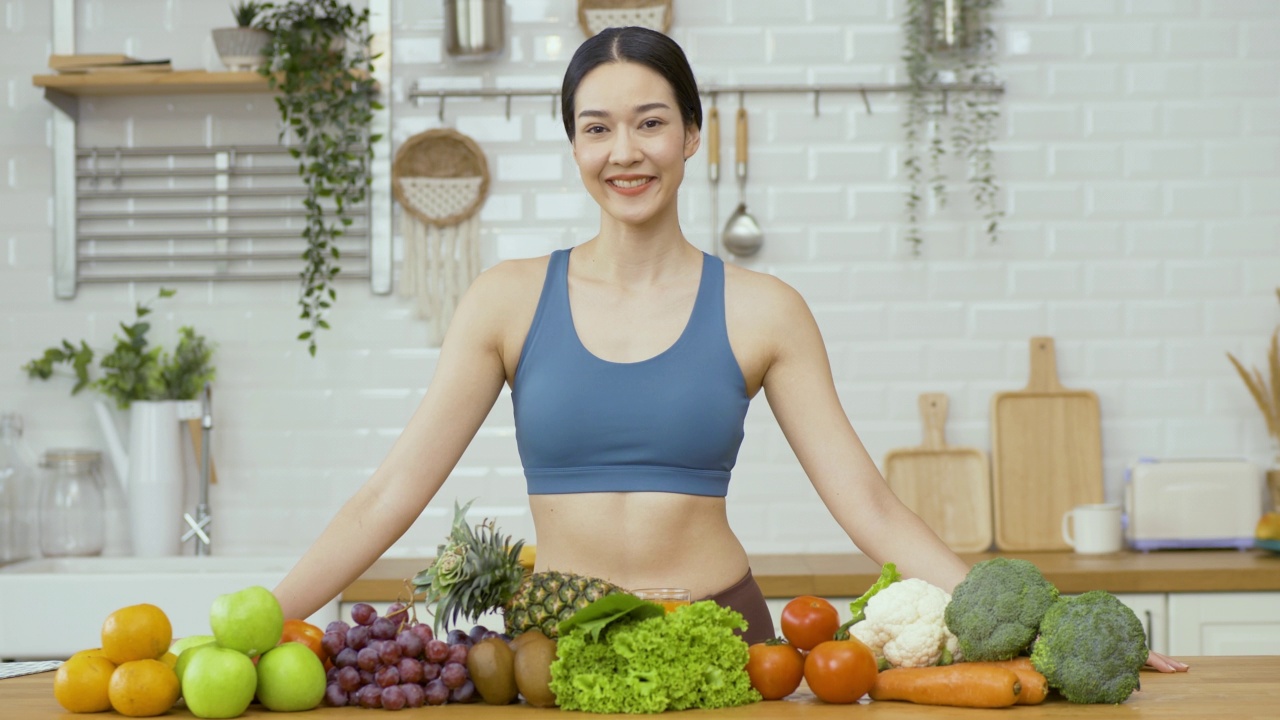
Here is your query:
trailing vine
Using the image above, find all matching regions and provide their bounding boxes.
[902,0,1003,253]
[260,0,382,355]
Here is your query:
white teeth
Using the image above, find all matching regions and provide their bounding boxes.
[610,178,650,189]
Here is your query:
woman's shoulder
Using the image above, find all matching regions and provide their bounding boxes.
[722,259,809,318]
[467,253,554,302]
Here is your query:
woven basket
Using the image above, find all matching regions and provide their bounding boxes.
[392,128,490,228]
[578,0,673,38]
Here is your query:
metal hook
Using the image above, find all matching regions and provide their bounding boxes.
[737,91,744,108]
[941,89,949,116]
[89,148,99,188]
[438,95,446,122]
[552,93,558,119]
[113,148,122,188]
[813,90,821,117]
[710,91,718,109]
[505,94,512,121]
[860,88,873,115]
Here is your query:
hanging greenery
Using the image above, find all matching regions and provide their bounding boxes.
[902,0,1003,253]
[259,0,382,355]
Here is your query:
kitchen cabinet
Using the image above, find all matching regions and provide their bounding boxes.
[1167,591,1280,656]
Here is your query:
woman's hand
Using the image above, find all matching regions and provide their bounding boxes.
[1144,650,1188,672]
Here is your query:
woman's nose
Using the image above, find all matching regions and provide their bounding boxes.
[609,129,641,165]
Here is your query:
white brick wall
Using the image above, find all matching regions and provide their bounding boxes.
[1,1,1277,558]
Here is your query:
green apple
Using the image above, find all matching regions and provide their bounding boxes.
[181,645,258,719]
[255,642,326,712]
[209,585,284,657]
[171,635,217,683]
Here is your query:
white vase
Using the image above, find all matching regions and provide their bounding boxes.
[212,27,272,71]
[125,401,188,557]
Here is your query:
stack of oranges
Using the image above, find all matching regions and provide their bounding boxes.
[54,603,181,717]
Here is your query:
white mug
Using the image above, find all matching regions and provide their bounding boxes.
[1061,503,1124,554]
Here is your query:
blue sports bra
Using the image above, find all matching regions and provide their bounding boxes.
[512,248,749,497]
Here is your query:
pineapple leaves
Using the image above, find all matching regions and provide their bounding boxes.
[557,594,665,642]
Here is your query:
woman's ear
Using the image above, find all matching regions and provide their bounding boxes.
[683,123,702,160]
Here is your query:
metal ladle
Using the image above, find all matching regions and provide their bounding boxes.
[721,106,764,257]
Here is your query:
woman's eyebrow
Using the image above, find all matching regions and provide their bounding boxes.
[577,102,673,119]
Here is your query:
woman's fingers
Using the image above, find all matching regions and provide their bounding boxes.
[1144,650,1189,673]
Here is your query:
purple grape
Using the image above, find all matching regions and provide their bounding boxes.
[323,683,349,707]
[447,628,471,646]
[356,646,380,672]
[359,669,376,686]
[467,624,489,644]
[440,661,468,690]
[446,643,468,665]
[325,666,338,683]
[326,620,351,635]
[424,679,449,706]
[371,617,398,640]
[421,661,441,681]
[377,639,402,665]
[347,625,371,650]
[375,665,400,688]
[333,647,358,668]
[396,657,423,684]
[336,666,362,693]
[449,679,477,704]
[357,685,383,709]
[396,630,423,659]
[321,630,346,657]
[481,630,502,642]
[425,639,450,663]
[410,623,434,645]
[381,684,406,711]
[400,683,425,708]
[350,602,377,626]
[499,632,512,643]
[385,602,409,625]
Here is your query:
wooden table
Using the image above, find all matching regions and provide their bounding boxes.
[5,657,1277,718]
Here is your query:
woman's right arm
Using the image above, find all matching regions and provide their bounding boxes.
[273,265,517,620]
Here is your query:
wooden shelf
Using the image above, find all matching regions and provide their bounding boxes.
[32,70,271,97]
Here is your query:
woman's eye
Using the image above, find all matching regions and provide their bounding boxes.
[584,125,606,134]
[643,119,663,129]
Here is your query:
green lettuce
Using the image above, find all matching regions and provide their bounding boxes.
[549,600,761,713]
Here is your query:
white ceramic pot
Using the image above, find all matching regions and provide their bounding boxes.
[212,27,272,71]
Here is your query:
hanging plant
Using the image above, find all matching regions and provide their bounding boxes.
[259,0,382,355]
[902,0,1003,253]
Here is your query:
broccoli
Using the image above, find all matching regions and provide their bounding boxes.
[943,557,1059,661]
[1030,591,1148,704]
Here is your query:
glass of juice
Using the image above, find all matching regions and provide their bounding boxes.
[633,588,691,613]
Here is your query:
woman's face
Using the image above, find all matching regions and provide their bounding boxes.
[571,62,700,229]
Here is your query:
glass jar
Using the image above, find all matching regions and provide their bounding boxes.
[0,413,38,564]
[38,449,106,558]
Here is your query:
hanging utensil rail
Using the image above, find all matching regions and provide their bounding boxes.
[408,81,1003,119]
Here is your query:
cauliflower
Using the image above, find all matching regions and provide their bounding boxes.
[848,578,962,669]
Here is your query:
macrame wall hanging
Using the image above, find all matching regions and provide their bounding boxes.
[578,0,673,37]
[392,128,490,345]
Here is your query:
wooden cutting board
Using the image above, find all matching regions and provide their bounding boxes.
[991,336,1104,552]
[883,393,993,553]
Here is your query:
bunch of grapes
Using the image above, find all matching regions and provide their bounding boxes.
[320,601,506,710]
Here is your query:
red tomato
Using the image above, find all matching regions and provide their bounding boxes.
[803,638,878,704]
[780,595,840,651]
[745,641,805,700]
[280,618,327,662]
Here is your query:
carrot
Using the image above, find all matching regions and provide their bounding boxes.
[969,657,1049,705]
[870,665,1021,708]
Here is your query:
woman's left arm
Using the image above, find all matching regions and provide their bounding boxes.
[752,279,1187,672]
[753,279,968,592]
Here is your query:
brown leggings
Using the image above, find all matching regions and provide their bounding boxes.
[699,569,776,646]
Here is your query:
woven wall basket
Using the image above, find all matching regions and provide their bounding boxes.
[578,0,673,38]
[392,128,490,345]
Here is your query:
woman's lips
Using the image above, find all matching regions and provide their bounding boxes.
[606,177,654,196]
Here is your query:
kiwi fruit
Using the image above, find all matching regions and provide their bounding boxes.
[514,634,558,708]
[509,628,548,655]
[466,637,518,705]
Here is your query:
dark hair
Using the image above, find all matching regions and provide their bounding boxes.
[560,26,702,140]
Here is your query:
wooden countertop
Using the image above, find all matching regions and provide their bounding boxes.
[5,656,1276,718]
[341,550,1280,602]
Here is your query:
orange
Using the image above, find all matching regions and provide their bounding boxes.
[53,655,117,713]
[108,659,180,717]
[159,652,178,669]
[101,603,172,665]
[67,647,108,663]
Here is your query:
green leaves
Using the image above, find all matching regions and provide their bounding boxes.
[260,0,377,356]
[835,562,902,639]
[557,594,666,643]
[21,289,216,409]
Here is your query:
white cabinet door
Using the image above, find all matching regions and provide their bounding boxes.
[1112,593,1168,656]
[1168,592,1280,656]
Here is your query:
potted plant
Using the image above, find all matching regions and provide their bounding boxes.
[259,0,380,355]
[1227,288,1280,510]
[212,1,274,72]
[901,0,1003,253]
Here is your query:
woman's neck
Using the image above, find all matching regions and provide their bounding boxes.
[584,208,696,281]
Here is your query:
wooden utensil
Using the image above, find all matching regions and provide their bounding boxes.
[186,418,217,485]
[883,393,993,553]
[990,337,1104,552]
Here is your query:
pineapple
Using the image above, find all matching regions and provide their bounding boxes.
[412,501,623,638]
